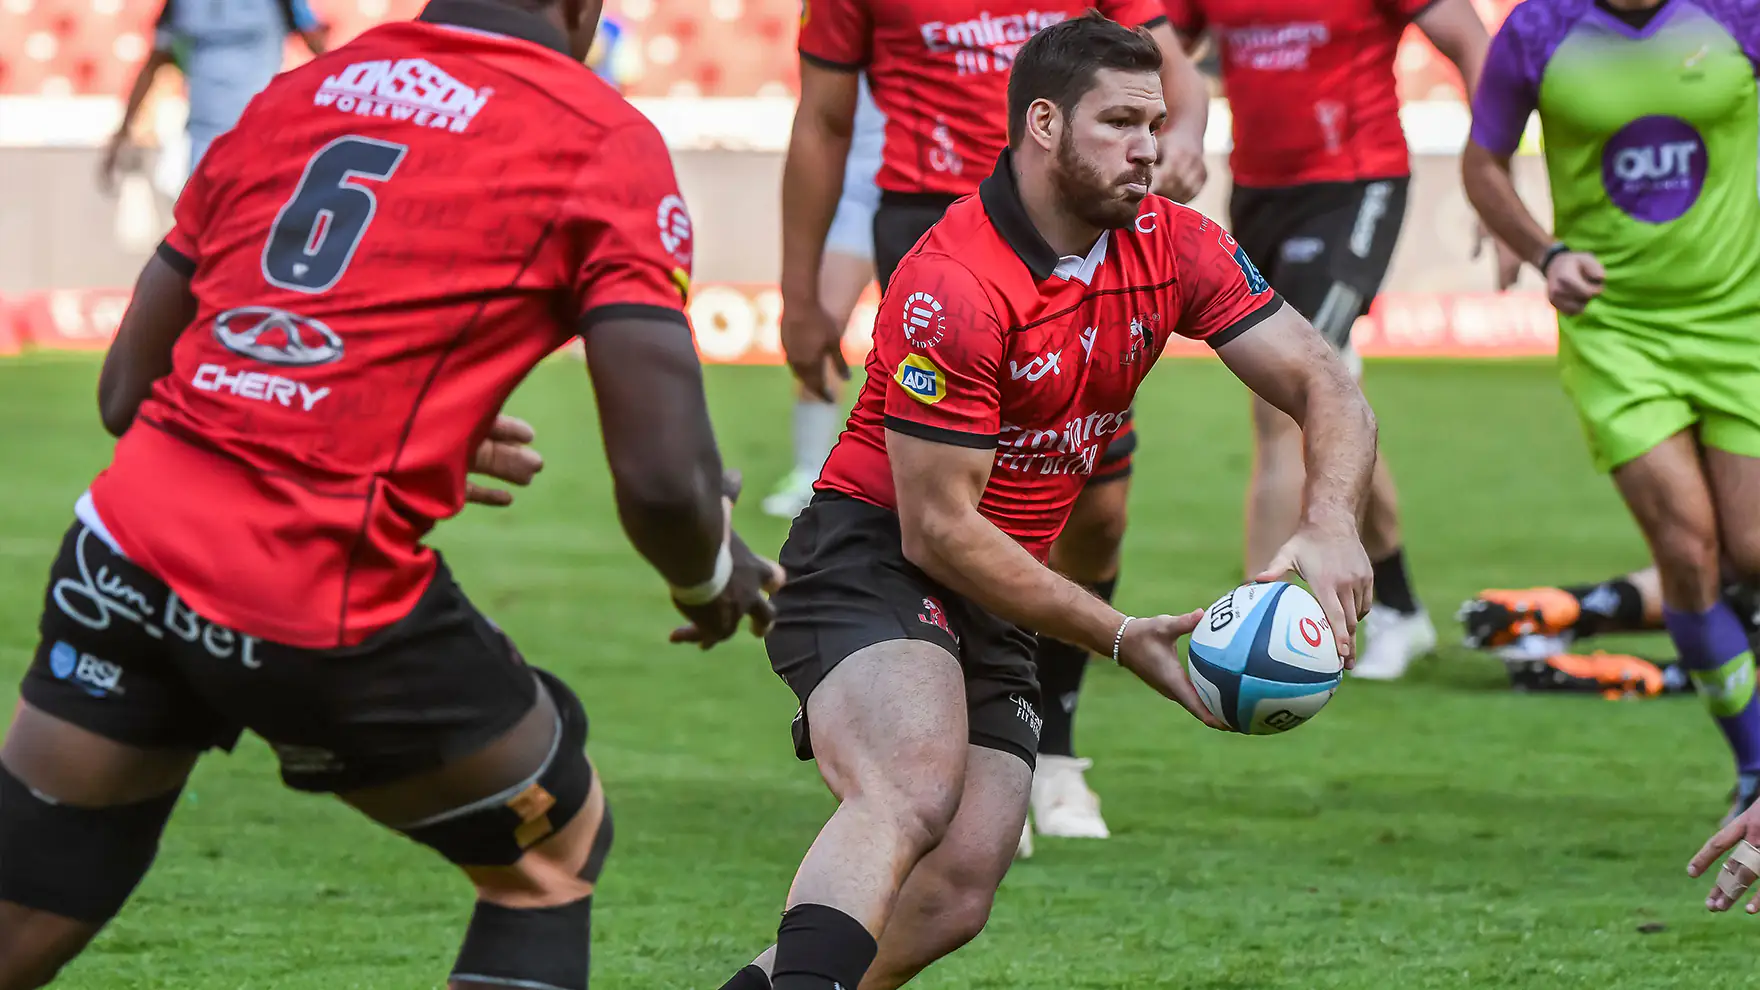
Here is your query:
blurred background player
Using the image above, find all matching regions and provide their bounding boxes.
[1464,0,1760,822]
[1459,567,1760,697]
[763,75,885,520]
[1165,0,1494,681]
[0,1,781,987]
[101,0,329,191]
[781,0,1214,855]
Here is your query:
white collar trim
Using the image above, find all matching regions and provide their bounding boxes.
[1051,231,1109,286]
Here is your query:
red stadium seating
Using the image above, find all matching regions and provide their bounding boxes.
[0,0,1522,99]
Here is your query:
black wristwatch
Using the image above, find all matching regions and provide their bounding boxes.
[1538,242,1571,275]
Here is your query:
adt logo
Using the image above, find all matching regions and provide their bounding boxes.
[894,354,945,404]
[49,641,124,698]
[1602,115,1707,224]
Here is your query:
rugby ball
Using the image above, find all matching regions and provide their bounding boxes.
[1186,581,1343,735]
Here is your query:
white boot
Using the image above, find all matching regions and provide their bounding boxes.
[1351,605,1438,681]
[1030,754,1110,839]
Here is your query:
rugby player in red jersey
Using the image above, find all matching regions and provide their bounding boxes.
[1166,0,1492,680]
[785,0,1216,848]
[716,15,1377,990]
[0,2,777,987]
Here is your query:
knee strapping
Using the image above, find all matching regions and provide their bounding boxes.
[401,668,593,867]
[0,762,180,924]
[451,896,592,990]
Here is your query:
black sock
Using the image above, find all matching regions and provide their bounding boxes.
[771,904,877,990]
[1035,577,1116,759]
[1564,577,1647,637]
[719,964,772,990]
[1722,581,1760,637]
[1370,549,1419,615]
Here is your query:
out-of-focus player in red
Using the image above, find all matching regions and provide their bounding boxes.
[0,2,777,987]
[1166,0,1492,680]
[716,15,1377,990]
[783,0,1215,852]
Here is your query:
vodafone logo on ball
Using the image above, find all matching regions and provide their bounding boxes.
[901,291,946,348]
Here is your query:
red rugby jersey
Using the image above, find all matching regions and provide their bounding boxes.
[799,0,1169,197]
[88,0,696,649]
[817,151,1283,560]
[1165,0,1439,187]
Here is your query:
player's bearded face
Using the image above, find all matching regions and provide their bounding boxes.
[1051,71,1162,230]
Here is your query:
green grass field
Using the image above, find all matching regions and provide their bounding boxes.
[2,354,1750,989]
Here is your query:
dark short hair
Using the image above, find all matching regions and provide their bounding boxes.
[1007,10,1164,147]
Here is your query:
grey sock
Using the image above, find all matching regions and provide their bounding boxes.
[793,400,841,478]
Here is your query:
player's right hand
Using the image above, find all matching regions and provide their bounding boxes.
[669,531,785,649]
[1687,800,1760,914]
[780,299,849,403]
[1545,252,1606,315]
[1257,522,1373,668]
[1116,611,1231,731]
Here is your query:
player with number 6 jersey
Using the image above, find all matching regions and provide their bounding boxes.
[0,2,777,988]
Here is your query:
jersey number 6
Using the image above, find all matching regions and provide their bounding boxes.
[262,135,409,294]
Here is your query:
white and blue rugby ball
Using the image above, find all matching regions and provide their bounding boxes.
[1186,581,1343,735]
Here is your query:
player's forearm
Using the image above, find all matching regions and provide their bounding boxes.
[1161,47,1209,147]
[1295,368,1378,534]
[901,507,1124,655]
[780,117,852,304]
[1462,143,1555,268]
[587,322,729,590]
[1418,0,1489,98]
[116,51,171,137]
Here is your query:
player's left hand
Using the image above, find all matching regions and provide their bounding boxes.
[1256,521,1373,668]
[1688,802,1760,914]
[1154,137,1207,203]
[466,414,544,507]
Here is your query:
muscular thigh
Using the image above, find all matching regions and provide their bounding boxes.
[769,494,1044,773]
[1706,448,1760,576]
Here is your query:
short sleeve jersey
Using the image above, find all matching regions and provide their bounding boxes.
[91,0,696,649]
[816,151,1283,559]
[799,0,1170,197]
[1164,0,1442,187]
[1470,0,1760,326]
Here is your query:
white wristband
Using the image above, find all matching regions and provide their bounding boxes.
[1111,616,1135,664]
[670,537,733,605]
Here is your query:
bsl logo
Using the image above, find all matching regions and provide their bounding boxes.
[314,59,492,133]
[49,641,124,698]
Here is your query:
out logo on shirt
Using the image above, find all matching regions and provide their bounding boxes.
[1602,116,1707,224]
[895,354,946,405]
[901,291,947,348]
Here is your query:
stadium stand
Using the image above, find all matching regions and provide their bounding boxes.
[0,0,1517,98]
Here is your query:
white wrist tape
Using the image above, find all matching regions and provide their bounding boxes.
[670,537,733,605]
[1717,839,1760,899]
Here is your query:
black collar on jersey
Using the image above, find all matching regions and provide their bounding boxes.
[418,0,570,56]
[979,149,1063,282]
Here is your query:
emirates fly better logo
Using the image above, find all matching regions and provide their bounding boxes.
[901,291,946,348]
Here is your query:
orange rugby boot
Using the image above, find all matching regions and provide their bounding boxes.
[1457,587,1583,649]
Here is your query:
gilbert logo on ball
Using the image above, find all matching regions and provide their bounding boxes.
[1186,581,1343,735]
